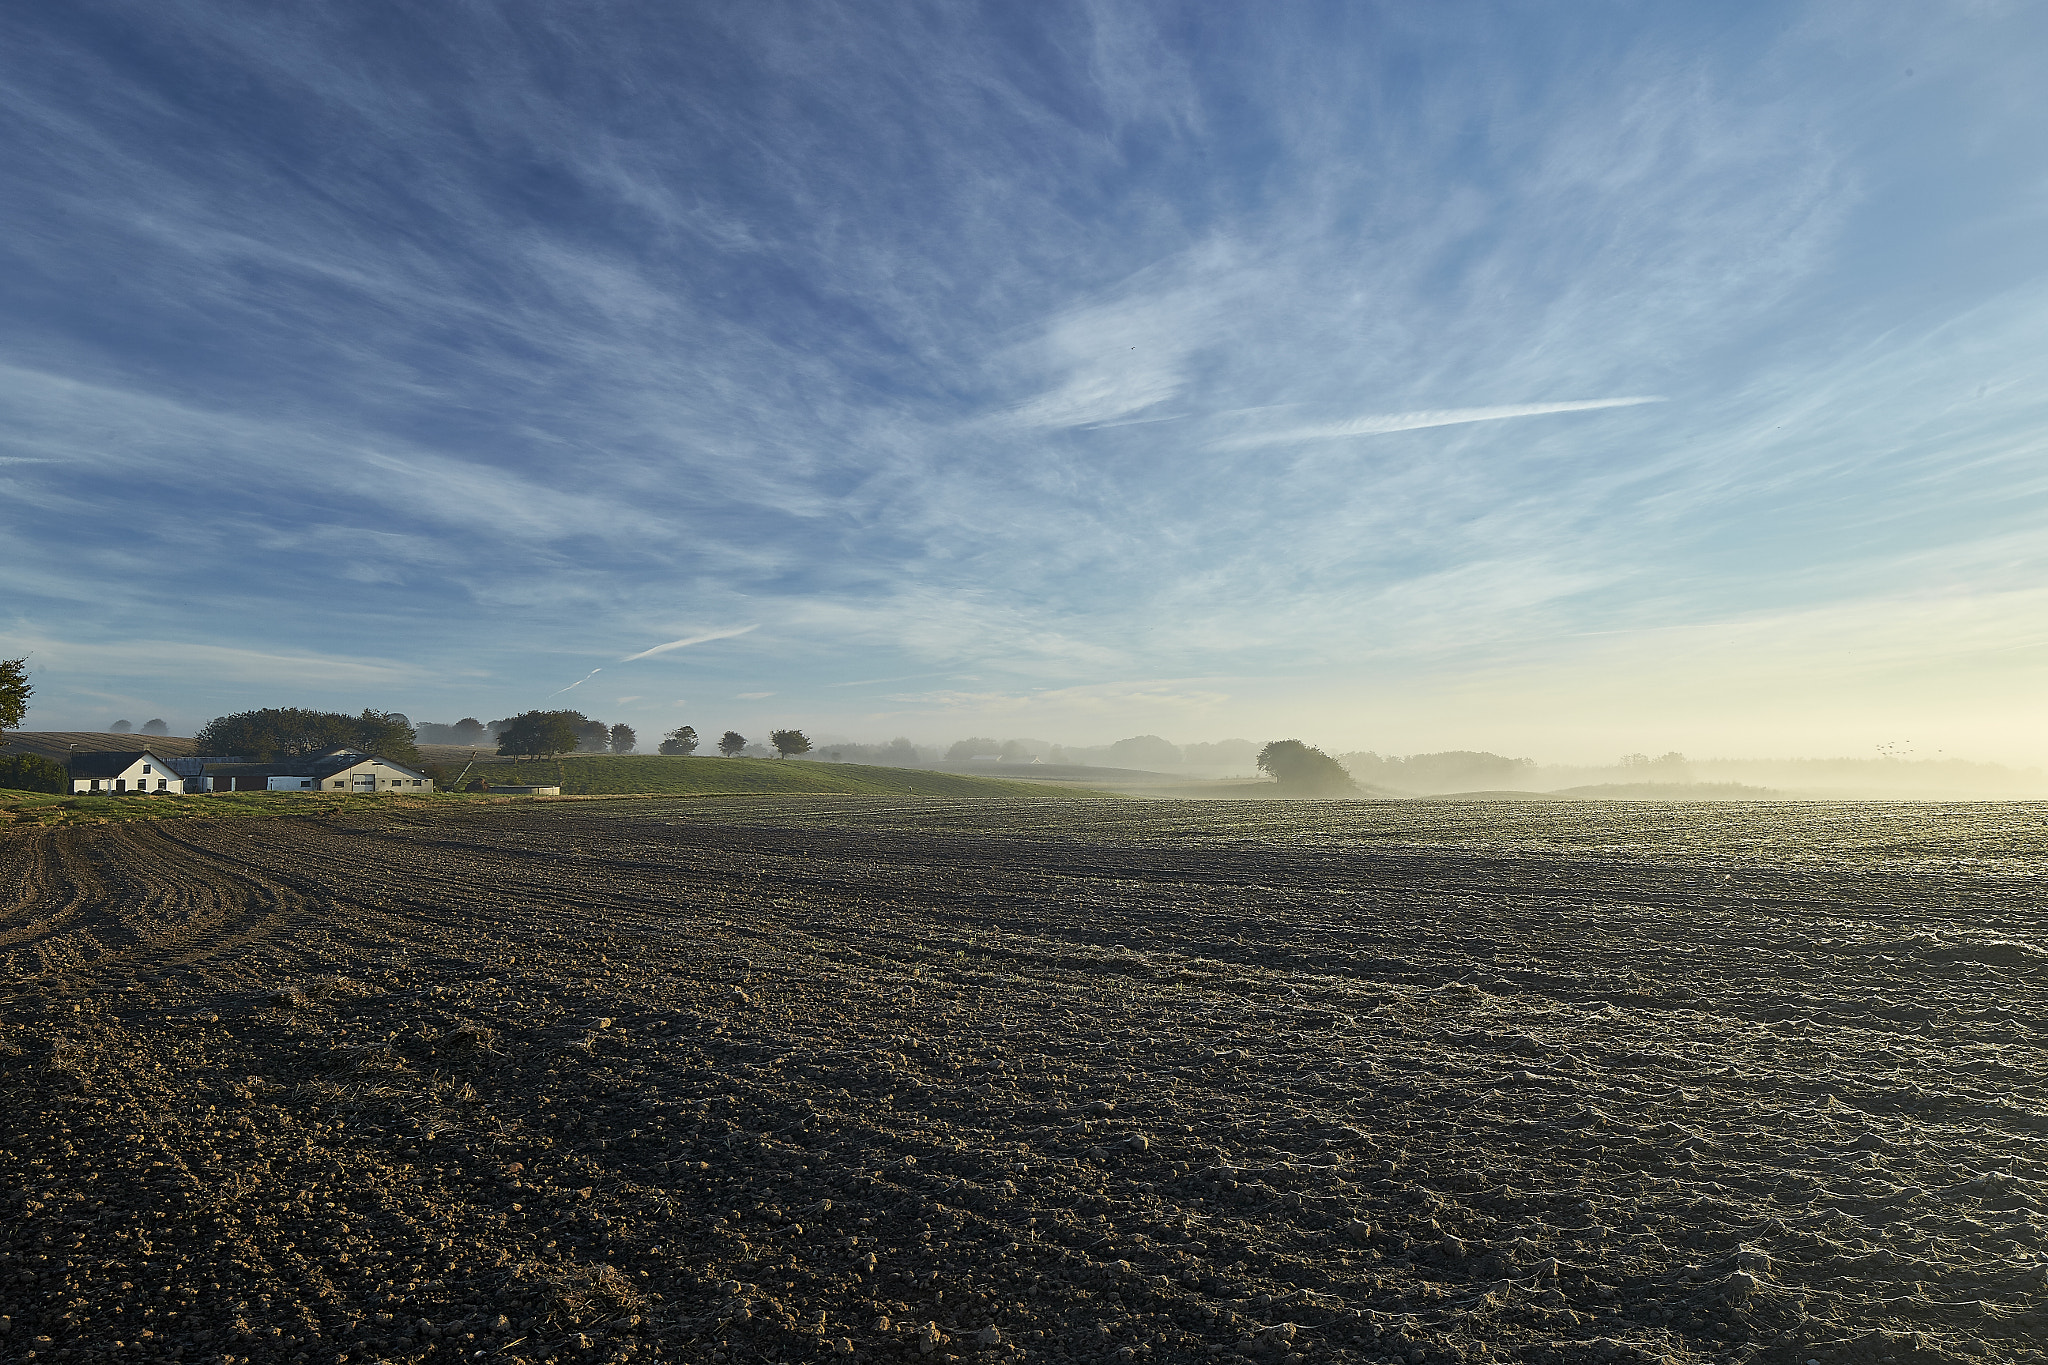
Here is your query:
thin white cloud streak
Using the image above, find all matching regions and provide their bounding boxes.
[1212,398,1667,450]
[0,632,417,687]
[618,624,759,663]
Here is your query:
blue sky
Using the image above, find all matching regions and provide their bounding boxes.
[4,2,2046,762]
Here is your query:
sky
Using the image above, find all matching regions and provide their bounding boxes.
[3,2,2046,764]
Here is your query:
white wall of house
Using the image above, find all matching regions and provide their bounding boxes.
[71,754,180,795]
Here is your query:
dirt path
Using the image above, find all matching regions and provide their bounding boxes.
[3,798,2045,1365]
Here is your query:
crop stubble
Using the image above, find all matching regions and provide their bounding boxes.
[2,798,2046,1365]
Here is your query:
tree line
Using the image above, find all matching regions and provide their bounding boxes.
[488,711,811,761]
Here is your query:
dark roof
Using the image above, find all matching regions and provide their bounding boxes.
[305,753,425,778]
[200,753,426,780]
[66,750,175,779]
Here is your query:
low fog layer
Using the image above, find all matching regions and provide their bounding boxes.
[797,734,2048,800]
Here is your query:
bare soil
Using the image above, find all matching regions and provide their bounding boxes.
[3,797,2045,1365]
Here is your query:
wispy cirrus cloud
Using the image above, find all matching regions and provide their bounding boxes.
[2,5,2045,759]
[1212,397,1667,450]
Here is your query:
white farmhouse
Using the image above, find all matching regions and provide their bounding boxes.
[68,750,181,795]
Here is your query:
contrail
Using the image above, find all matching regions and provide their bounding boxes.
[1213,396,1664,449]
[543,668,602,700]
[618,623,759,663]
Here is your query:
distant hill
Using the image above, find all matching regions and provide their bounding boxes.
[448,755,1114,799]
[2,731,205,761]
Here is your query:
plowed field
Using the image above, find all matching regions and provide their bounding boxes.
[3,798,2045,1365]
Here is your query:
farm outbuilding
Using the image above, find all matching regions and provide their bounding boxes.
[198,747,432,793]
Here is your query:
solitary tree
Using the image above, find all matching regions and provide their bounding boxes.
[718,730,747,758]
[452,717,486,744]
[659,725,698,756]
[1255,740,1357,796]
[141,718,170,736]
[770,729,812,759]
[111,719,133,734]
[609,723,637,754]
[495,710,582,759]
[0,657,30,731]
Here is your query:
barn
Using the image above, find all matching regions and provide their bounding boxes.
[200,747,432,793]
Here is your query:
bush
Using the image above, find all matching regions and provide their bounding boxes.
[0,752,68,794]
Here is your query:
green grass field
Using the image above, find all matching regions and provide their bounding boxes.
[453,754,1113,799]
[0,760,1109,827]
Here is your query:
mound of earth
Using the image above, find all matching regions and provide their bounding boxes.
[3,797,2044,1365]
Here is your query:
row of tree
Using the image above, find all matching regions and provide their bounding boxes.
[195,708,422,766]
[489,710,812,761]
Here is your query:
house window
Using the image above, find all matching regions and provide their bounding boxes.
[332,780,345,789]
[142,765,152,774]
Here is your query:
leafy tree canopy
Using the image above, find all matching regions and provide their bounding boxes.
[659,725,698,756]
[496,710,584,759]
[196,708,421,765]
[770,728,811,759]
[141,719,170,736]
[609,723,637,754]
[0,752,66,793]
[111,719,133,733]
[0,656,30,731]
[1255,739,1357,796]
[718,730,747,757]
[945,737,999,761]
[453,718,486,743]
